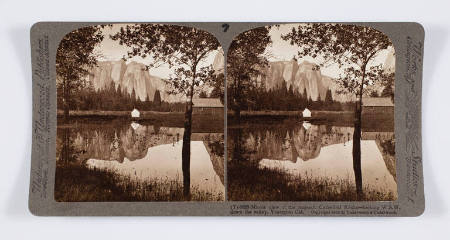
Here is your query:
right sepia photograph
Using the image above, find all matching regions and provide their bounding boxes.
[226,23,397,201]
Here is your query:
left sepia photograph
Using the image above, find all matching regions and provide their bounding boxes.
[55,24,225,202]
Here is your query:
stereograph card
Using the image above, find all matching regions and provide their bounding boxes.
[29,22,425,216]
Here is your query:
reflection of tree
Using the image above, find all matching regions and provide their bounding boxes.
[153,121,161,135]
[203,134,225,184]
[58,128,81,164]
[207,139,224,157]
[231,128,245,162]
[376,135,396,181]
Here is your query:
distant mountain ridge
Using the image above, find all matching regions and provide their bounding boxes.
[259,60,353,102]
[88,60,182,102]
[88,49,225,102]
[260,47,395,102]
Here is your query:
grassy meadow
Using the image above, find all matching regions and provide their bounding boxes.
[227,161,396,201]
[55,163,224,202]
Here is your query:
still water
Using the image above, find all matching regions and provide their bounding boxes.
[228,120,397,199]
[56,119,224,199]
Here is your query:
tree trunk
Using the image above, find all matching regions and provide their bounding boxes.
[231,76,243,161]
[60,128,70,164]
[182,102,192,199]
[232,75,242,123]
[231,128,240,161]
[63,80,69,122]
[234,105,241,123]
[181,71,196,200]
[352,110,363,197]
[352,64,367,198]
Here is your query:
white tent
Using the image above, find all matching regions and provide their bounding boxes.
[131,108,140,118]
[302,108,311,118]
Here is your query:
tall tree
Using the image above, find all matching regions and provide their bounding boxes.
[56,26,104,120]
[380,72,395,102]
[131,88,137,107]
[282,24,392,195]
[153,90,162,107]
[227,26,272,120]
[112,24,220,197]
[198,91,208,98]
[324,89,333,104]
[210,73,225,102]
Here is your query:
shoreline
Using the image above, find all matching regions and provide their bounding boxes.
[57,109,355,118]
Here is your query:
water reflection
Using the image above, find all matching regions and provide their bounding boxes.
[259,140,396,195]
[56,120,224,201]
[86,140,223,196]
[228,121,397,200]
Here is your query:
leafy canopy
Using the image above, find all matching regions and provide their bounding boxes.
[56,25,104,91]
[227,26,272,108]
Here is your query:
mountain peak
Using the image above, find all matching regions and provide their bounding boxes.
[88,60,181,102]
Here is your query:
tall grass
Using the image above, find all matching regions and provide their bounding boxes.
[55,163,223,202]
[228,161,395,201]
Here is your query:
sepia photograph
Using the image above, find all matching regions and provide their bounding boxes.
[5,0,450,236]
[227,23,397,201]
[55,24,225,201]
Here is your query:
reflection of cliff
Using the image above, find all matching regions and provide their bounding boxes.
[193,133,224,185]
[363,132,396,181]
[292,125,323,161]
[242,130,297,163]
[58,122,225,185]
[68,123,184,163]
[241,124,354,162]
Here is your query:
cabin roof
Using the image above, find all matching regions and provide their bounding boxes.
[192,98,223,108]
[362,97,394,107]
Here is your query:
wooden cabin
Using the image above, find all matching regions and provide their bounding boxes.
[362,97,394,114]
[192,98,224,115]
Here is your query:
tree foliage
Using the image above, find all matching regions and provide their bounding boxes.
[209,73,225,102]
[56,25,105,118]
[227,26,272,116]
[380,72,395,102]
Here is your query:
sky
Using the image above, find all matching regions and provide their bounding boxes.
[94,23,394,80]
[265,24,395,78]
[94,24,219,79]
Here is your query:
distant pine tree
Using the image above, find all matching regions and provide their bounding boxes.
[131,89,137,107]
[153,90,161,106]
[199,91,208,98]
[325,89,333,103]
[370,90,380,97]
